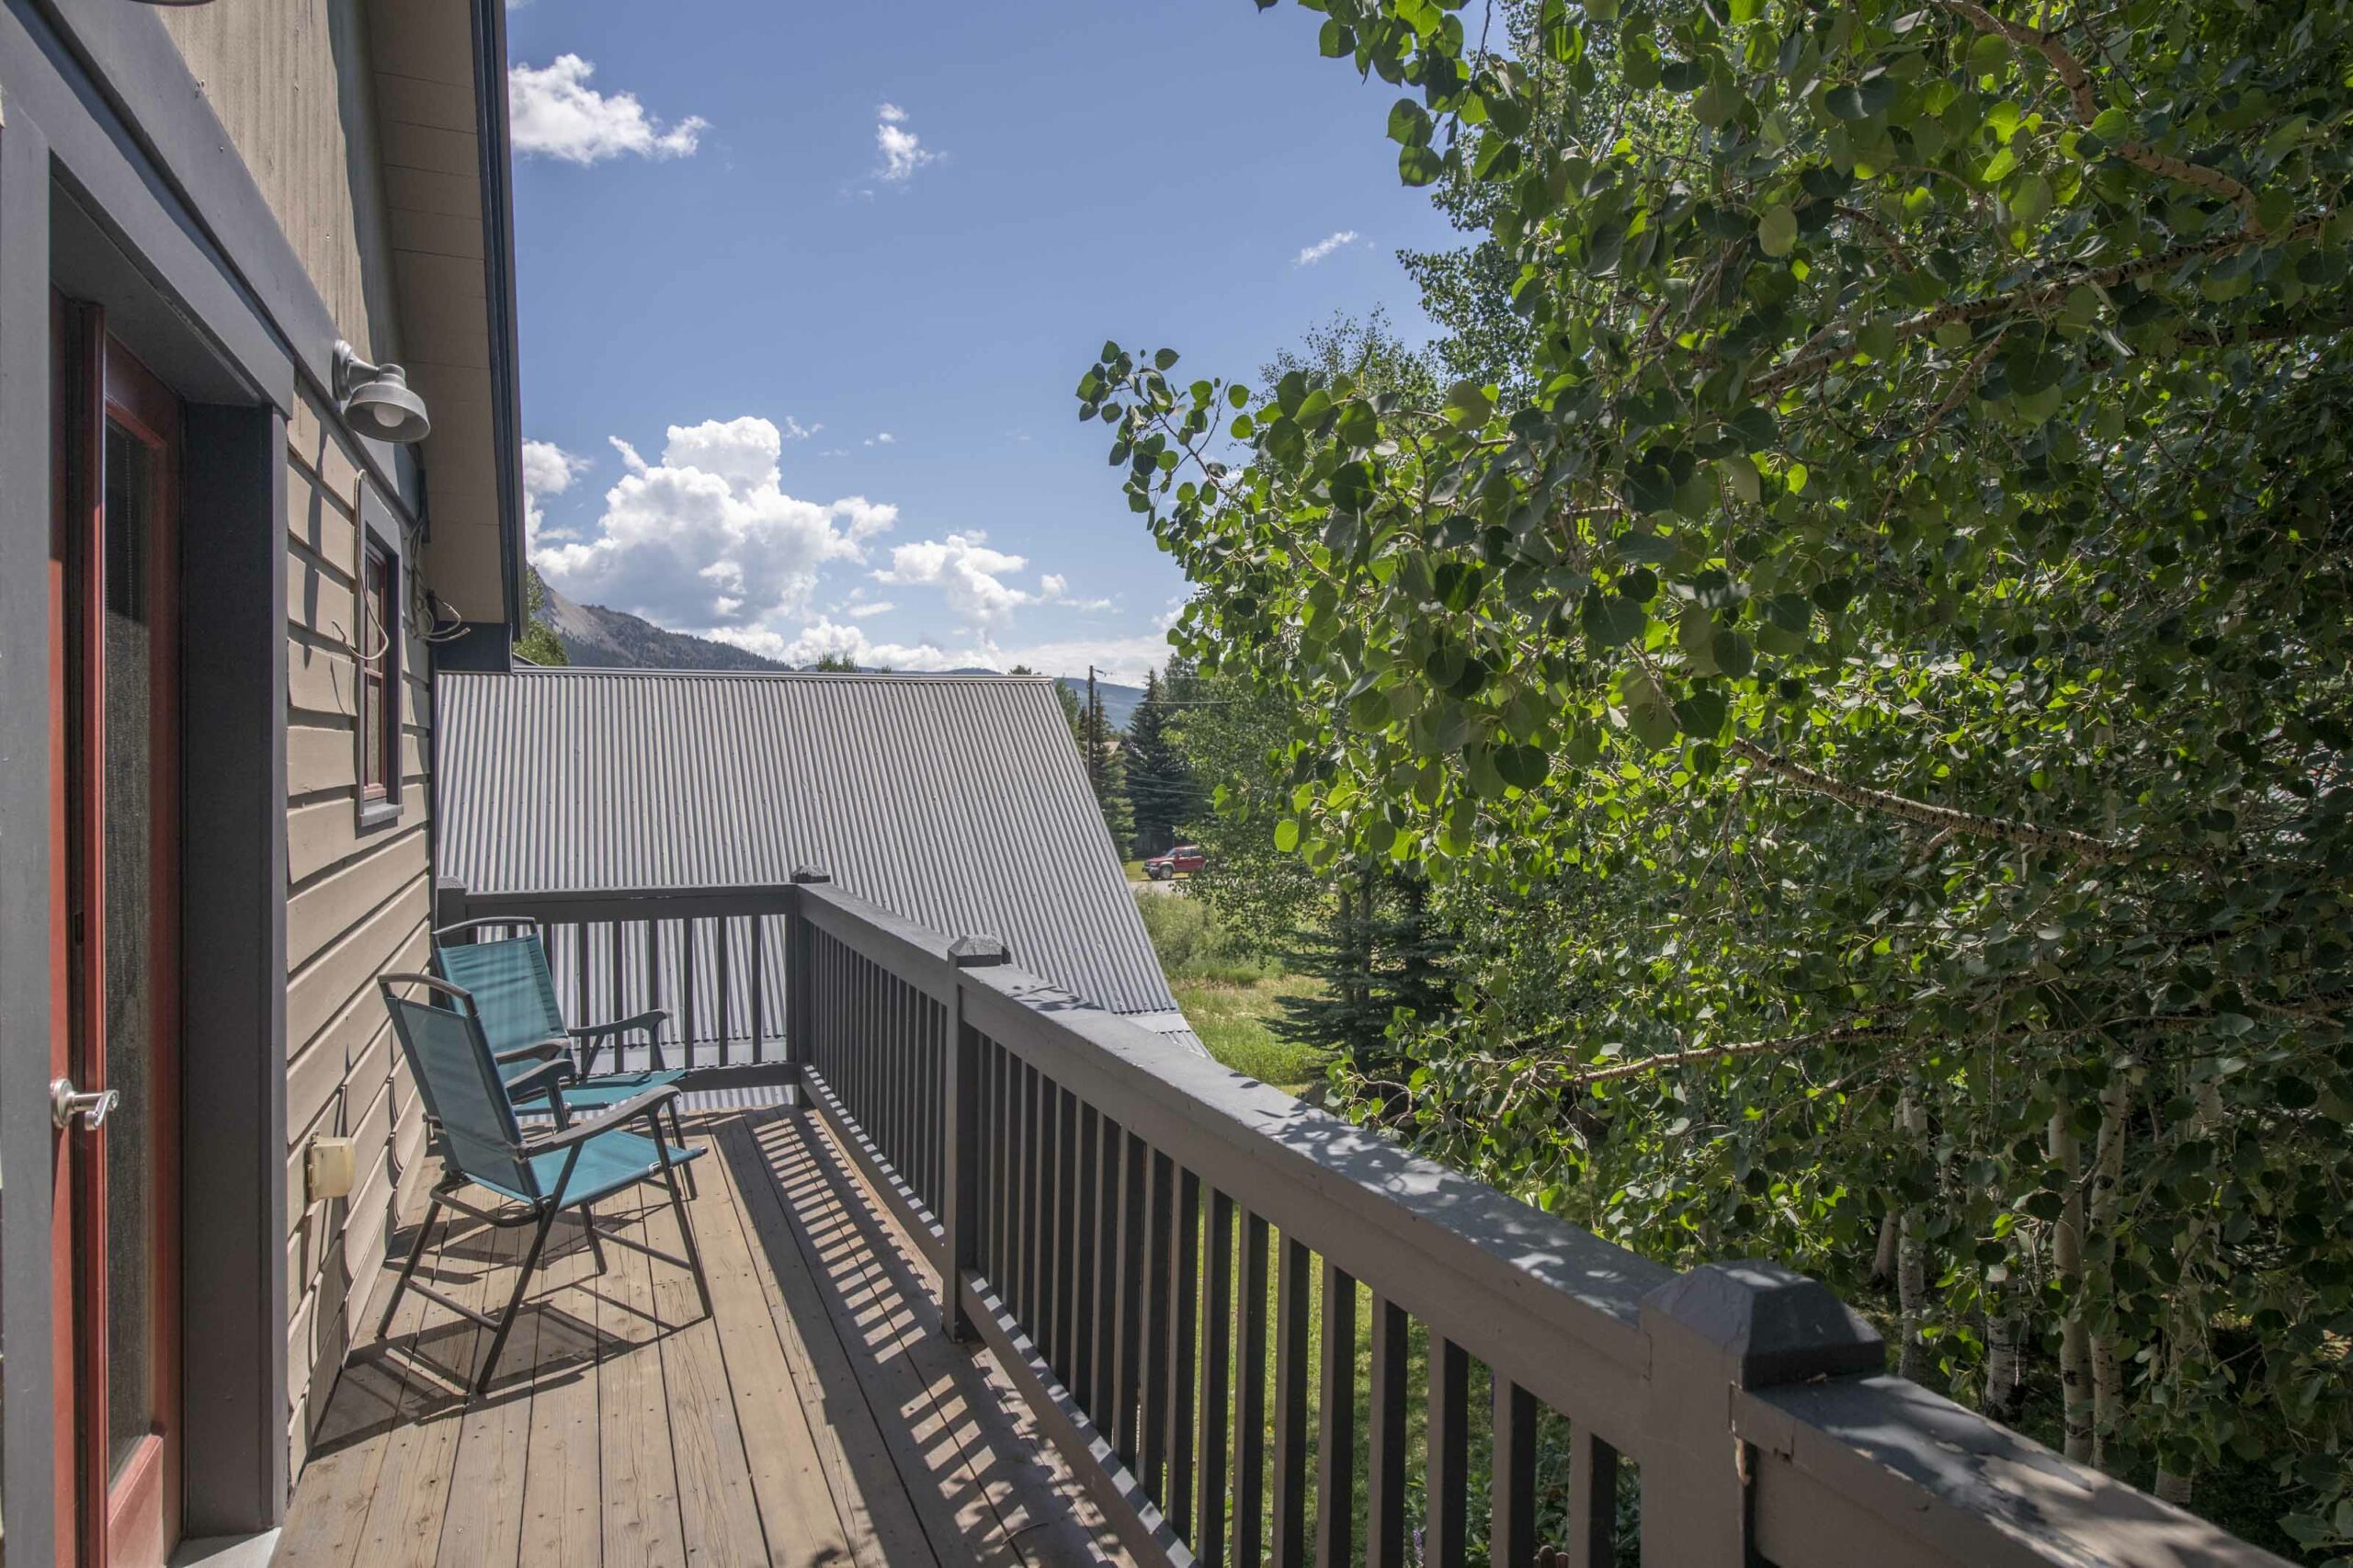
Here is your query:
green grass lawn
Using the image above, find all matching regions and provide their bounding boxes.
[1171,972,1327,1092]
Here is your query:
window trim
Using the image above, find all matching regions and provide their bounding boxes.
[355,506,404,830]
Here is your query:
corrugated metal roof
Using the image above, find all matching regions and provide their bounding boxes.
[435,666,1184,1021]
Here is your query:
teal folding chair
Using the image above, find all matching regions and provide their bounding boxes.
[431,916,696,1191]
[376,972,711,1395]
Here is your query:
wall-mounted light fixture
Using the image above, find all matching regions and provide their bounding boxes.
[333,341,432,444]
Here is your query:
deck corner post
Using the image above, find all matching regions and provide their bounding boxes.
[1639,1260,1883,1564]
[434,879,471,939]
[783,868,831,1095]
[942,935,1008,1341]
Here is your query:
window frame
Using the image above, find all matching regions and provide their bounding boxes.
[354,506,404,830]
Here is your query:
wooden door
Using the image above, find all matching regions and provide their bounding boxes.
[50,300,185,1568]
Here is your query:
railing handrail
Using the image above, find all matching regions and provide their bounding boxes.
[435,874,2293,1568]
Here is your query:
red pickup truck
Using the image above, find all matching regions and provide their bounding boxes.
[1142,845,1205,881]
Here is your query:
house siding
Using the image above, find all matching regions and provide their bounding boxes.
[278,392,434,1473]
[155,0,402,364]
[153,0,441,1479]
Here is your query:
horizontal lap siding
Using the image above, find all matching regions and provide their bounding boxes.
[277,392,432,1476]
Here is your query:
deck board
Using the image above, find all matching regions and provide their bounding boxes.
[277,1108,1132,1568]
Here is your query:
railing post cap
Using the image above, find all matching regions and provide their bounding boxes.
[790,867,833,884]
[948,935,1010,968]
[1642,1259,1883,1389]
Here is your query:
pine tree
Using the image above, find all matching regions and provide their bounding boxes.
[515,566,570,667]
[1082,672,1134,853]
[1276,865,1448,1080]
[1124,665,1203,858]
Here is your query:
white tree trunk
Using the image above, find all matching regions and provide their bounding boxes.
[1895,1090,1933,1381]
[2051,1111,2094,1463]
[1873,1209,1901,1283]
[1984,1293,2027,1426]
[2089,1076,2131,1474]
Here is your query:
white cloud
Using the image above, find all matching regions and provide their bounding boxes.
[847,601,894,619]
[532,415,898,633]
[1038,574,1113,612]
[875,103,939,182]
[779,415,822,441]
[1293,229,1361,267]
[863,432,896,447]
[509,55,707,165]
[875,531,1032,630]
[713,621,1173,683]
[520,439,589,548]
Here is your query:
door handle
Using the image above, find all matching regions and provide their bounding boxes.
[50,1077,119,1132]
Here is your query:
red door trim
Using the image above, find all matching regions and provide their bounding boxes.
[51,298,187,1568]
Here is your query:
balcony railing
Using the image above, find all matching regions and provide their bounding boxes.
[432,876,2289,1568]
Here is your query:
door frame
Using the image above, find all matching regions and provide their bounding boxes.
[51,301,188,1568]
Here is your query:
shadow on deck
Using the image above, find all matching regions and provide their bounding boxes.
[274,1107,1130,1568]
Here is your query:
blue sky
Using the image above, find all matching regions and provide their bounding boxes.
[506,0,1464,682]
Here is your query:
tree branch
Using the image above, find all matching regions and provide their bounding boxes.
[1567,1024,1903,1085]
[1728,737,2128,862]
[1932,0,2267,234]
[1751,218,2329,394]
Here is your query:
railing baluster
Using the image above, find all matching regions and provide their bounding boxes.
[1035,1070,1061,1367]
[1492,1377,1536,1568]
[1315,1262,1357,1568]
[1169,1166,1200,1541]
[1195,1187,1234,1568]
[681,917,698,1068]
[1142,1149,1175,1502]
[749,913,767,1064]
[1021,1062,1044,1335]
[1054,1087,1079,1386]
[1091,1114,1121,1428]
[989,1041,1009,1289]
[1565,1426,1620,1568]
[716,915,732,1065]
[1114,1131,1147,1465]
[1367,1295,1408,1568]
[1271,1233,1310,1568]
[1234,1211,1268,1568]
[1073,1105,1099,1412]
[1427,1338,1469,1568]
[645,918,662,1070]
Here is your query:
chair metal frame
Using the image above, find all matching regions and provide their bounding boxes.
[376,971,713,1396]
[429,914,699,1194]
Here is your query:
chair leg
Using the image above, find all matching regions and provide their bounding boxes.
[577,1200,608,1274]
[378,1194,445,1340]
[656,1143,714,1322]
[474,1206,559,1398]
[666,1101,699,1199]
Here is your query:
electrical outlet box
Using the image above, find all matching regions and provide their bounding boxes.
[306,1136,357,1203]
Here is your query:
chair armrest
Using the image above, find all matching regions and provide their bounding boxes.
[523,1084,681,1153]
[432,915,543,942]
[494,1039,571,1065]
[567,1009,668,1042]
[505,1056,574,1107]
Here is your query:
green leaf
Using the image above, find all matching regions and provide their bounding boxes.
[1581,588,1647,649]
[1757,203,1798,257]
[1273,818,1301,854]
[1328,460,1375,514]
[1625,457,1678,513]
[1674,687,1727,738]
[1620,672,1677,750]
[1445,380,1496,425]
[1318,18,1356,57]
[1399,145,1446,187]
[1154,347,1179,371]
[1388,98,1434,148]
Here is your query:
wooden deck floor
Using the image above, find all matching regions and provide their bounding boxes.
[275,1107,1131,1568]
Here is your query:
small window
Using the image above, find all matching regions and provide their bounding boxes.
[358,536,401,818]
